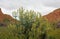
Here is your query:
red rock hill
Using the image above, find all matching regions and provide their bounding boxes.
[0,8,14,22]
[0,8,18,26]
[44,8,60,22]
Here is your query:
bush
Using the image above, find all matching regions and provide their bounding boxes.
[0,7,60,39]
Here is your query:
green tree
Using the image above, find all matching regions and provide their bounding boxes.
[17,7,51,39]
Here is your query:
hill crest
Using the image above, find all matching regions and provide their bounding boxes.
[44,8,60,22]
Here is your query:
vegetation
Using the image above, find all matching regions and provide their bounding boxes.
[0,7,60,39]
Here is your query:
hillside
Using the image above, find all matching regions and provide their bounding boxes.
[44,8,60,22]
[0,8,17,26]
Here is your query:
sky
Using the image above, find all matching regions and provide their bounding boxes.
[0,0,60,16]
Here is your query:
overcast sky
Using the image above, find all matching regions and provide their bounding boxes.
[0,0,60,16]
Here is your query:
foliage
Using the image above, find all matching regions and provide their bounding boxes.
[0,7,59,39]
